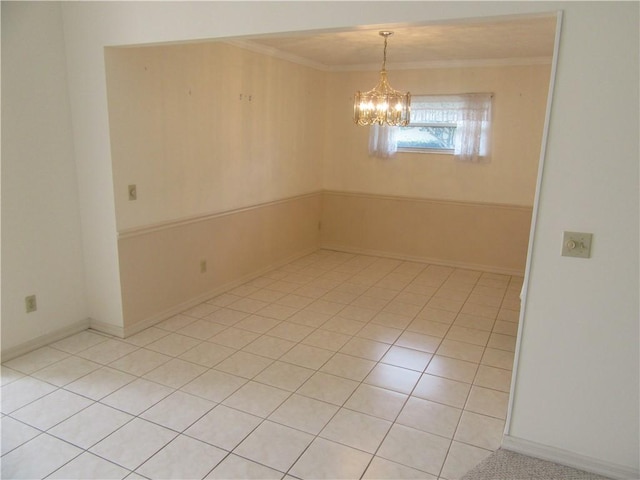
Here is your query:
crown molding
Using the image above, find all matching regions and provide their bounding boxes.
[334,56,553,71]
[225,39,331,71]
[226,39,551,72]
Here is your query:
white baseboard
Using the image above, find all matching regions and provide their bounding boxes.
[89,318,125,338]
[1,247,320,360]
[121,246,320,338]
[1,319,91,362]
[502,435,639,480]
[321,244,525,277]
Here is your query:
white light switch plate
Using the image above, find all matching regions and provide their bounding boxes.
[562,231,592,258]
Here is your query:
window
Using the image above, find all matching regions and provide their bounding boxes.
[396,124,457,152]
[396,93,493,162]
[397,97,460,153]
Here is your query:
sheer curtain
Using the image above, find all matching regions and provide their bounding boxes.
[410,95,460,124]
[453,93,492,163]
[367,93,492,161]
[368,124,398,158]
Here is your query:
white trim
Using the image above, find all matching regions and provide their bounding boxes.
[323,189,533,212]
[118,191,322,239]
[225,39,328,71]
[89,318,125,338]
[504,10,563,434]
[226,39,552,72]
[121,290,222,338]
[1,247,319,358]
[1,319,91,362]
[336,56,553,72]
[119,190,531,241]
[119,246,319,338]
[397,148,454,156]
[321,245,525,277]
[502,435,639,480]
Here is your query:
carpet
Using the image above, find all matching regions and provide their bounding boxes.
[461,449,614,480]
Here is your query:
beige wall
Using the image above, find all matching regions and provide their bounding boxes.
[321,191,532,275]
[106,44,548,328]
[324,64,551,207]
[106,42,325,232]
[118,193,321,333]
[106,42,326,330]
[320,64,549,274]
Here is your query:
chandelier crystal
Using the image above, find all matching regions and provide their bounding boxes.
[353,31,411,127]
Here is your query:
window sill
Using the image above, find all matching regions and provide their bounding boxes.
[397,148,454,155]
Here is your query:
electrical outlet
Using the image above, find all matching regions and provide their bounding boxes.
[25,295,37,313]
[128,184,137,201]
[200,260,207,273]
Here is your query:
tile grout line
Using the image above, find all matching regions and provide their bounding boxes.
[1,250,521,479]
[357,265,462,479]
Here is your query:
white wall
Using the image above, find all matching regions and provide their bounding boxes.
[1,2,88,352]
[3,1,637,474]
[60,1,640,473]
[508,2,639,473]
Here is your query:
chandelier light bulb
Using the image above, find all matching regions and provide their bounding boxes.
[353,31,411,127]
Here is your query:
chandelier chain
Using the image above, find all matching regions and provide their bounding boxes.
[382,36,388,71]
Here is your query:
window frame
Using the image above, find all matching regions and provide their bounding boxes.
[396,95,462,155]
[368,92,492,161]
[396,121,458,155]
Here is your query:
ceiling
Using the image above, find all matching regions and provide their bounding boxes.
[228,14,558,71]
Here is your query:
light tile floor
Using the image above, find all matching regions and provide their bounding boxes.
[1,250,521,480]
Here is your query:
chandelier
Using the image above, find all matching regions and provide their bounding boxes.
[353,31,411,127]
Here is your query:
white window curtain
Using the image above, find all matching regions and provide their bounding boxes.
[410,96,461,124]
[373,93,493,162]
[453,93,492,163]
[368,124,398,158]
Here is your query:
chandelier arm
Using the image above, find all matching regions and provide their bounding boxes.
[353,30,411,127]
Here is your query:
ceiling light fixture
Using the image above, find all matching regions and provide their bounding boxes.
[353,31,411,127]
